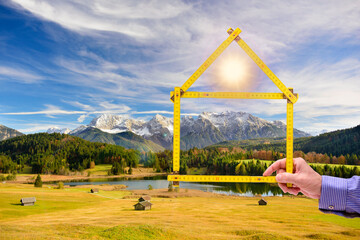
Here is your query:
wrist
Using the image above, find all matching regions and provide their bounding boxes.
[314,173,322,199]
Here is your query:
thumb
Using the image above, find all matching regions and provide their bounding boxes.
[276,173,298,184]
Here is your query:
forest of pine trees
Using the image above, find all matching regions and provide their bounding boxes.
[0,133,140,174]
[218,125,360,156]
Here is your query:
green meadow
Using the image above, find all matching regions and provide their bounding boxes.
[85,164,113,176]
[0,183,359,239]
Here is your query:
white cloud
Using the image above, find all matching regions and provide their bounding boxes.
[63,100,95,112]
[9,1,360,50]
[9,0,191,39]
[16,122,79,133]
[77,114,87,123]
[18,125,56,133]
[278,58,360,116]
[276,58,360,131]
[5,0,360,134]
[98,100,125,110]
[1,104,86,115]
[0,66,42,83]
[10,0,360,92]
[0,103,131,116]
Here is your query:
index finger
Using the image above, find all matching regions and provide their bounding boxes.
[263,158,287,176]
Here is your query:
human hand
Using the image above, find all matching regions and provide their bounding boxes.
[263,157,322,199]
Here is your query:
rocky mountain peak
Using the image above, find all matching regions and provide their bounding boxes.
[0,124,24,141]
[272,120,286,128]
[89,114,127,130]
[46,127,71,134]
[146,114,173,135]
[149,114,171,125]
[69,125,88,135]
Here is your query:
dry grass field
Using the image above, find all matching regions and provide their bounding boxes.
[0,183,359,240]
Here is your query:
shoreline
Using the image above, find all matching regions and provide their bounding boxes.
[7,171,167,184]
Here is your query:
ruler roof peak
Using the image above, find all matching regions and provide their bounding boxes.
[170,27,297,104]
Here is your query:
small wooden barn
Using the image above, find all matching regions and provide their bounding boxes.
[134,201,152,211]
[90,188,99,193]
[138,196,151,202]
[258,198,267,205]
[20,197,36,206]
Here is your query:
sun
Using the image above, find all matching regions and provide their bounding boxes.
[211,52,255,91]
[219,55,247,84]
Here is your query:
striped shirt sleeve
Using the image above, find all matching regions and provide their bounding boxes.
[319,175,360,218]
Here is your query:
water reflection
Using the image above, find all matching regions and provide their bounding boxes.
[64,176,284,197]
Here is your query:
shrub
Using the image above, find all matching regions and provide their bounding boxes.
[111,162,122,175]
[56,181,64,189]
[6,173,16,181]
[34,174,42,188]
[0,155,16,173]
[148,184,153,190]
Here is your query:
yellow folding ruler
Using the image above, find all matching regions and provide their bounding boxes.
[170,27,297,188]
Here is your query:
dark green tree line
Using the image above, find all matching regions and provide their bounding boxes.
[0,133,140,174]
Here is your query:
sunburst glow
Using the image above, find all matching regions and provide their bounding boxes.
[211,52,256,91]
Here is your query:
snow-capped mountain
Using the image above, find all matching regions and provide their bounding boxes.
[180,114,225,150]
[84,114,173,148]
[46,127,71,134]
[140,114,174,149]
[200,112,285,140]
[69,125,88,135]
[70,112,310,150]
[89,114,145,134]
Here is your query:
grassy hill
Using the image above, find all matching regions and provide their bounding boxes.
[72,128,165,152]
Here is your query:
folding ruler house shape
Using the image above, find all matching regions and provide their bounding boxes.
[168,27,298,188]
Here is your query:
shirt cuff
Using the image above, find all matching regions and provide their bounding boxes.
[319,175,347,212]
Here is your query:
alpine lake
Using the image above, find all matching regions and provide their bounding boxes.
[63,175,285,197]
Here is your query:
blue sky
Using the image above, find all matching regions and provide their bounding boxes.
[0,0,359,135]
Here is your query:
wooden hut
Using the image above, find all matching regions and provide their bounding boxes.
[90,188,99,193]
[134,201,152,211]
[134,201,152,210]
[138,196,151,202]
[258,199,267,205]
[20,197,36,206]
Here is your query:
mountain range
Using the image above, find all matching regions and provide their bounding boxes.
[67,112,310,150]
[2,112,358,156]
